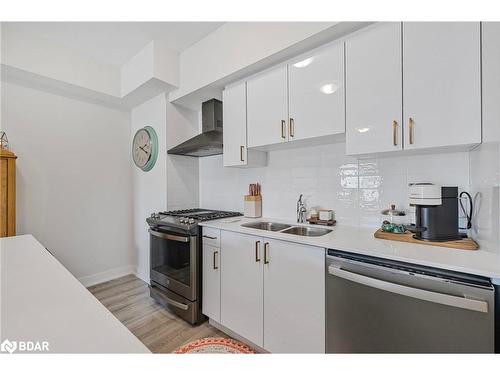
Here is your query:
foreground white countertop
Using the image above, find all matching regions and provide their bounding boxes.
[200,217,500,279]
[0,235,150,353]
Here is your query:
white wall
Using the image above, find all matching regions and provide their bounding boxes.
[1,81,135,283]
[121,41,179,97]
[470,143,500,254]
[166,102,200,210]
[1,23,121,97]
[130,93,167,281]
[468,22,500,254]
[200,144,477,237]
[172,22,336,100]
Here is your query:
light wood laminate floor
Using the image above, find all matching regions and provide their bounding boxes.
[88,274,226,353]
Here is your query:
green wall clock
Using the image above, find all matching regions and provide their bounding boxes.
[132,126,158,172]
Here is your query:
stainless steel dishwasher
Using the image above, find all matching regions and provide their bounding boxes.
[326,249,495,353]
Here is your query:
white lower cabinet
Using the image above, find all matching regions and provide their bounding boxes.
[220,230,264,346]
[263,239,325,353]
[209,229,325,353]
[202,243,221,323]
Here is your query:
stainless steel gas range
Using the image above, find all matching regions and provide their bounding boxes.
[146,209,242,324]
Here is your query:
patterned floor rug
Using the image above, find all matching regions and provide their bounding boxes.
[174,337,255,354]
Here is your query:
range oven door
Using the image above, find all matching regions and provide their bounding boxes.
[149,228,198,301]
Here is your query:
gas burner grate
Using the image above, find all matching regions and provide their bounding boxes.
[160,208,242,222]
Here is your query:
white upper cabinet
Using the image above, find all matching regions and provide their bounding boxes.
[345,22,403,155]
[288,42,345,142]
[223,83,247,167]
[263,239,325,353]
[482,22,500,142]
[223,82,267,168]
[403,22,481,150]
[247,66,289,148]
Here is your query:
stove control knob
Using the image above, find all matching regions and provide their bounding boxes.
[179,217,186,223]
[188,218,195,224]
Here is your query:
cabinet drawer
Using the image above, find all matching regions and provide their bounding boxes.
[202,227,220,247]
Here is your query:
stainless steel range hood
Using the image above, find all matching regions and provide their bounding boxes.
[167,99,223,157]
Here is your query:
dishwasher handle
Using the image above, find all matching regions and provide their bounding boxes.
[328,266,488,313]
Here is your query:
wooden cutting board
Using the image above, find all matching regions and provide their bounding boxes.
[374,229,479,250]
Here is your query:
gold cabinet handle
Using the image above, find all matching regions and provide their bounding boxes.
[264,242,270,264]
[409,117,414,145]
[240,145,245,162]
[255,241,261,262]
[213,250,219,270]
[392,120,398,146]
[281,120,286,139]
[289,118,295,138]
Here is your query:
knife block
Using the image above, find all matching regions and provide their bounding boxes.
[244,195,262,218]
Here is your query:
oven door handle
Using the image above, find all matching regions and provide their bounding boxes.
[148,229,189,243]
[150,287,189,311]
[328,266,488,313]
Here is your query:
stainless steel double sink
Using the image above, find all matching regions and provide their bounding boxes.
[241,221,332,237]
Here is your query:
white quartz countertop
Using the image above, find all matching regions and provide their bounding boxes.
[0,235,150,353]
[200,217,500,280]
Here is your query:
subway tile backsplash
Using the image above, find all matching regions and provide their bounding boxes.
[197,141,499,253]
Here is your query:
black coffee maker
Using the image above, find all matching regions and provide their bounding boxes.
[409,184,462,242]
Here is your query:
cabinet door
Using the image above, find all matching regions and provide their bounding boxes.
[202,244,221,322]
[403,22,481,149]
[288,42,345,142]
[223,83,247,167]
[482,22,500,142]
[247,66,288,148]
[345,23,403,155]
[263,239,325,353]
[220,231,264,346]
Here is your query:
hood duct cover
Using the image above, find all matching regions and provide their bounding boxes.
[167,99,223,157]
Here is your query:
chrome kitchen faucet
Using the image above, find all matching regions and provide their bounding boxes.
[297,194,307,223]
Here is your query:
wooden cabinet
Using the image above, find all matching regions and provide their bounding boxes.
[402,22,481,150]
[0,149,17,237]
[222,82,267,168]
[247,66,289,148]
[217,230,325,352]
[220,230,264,346]
[345,22,403,155]
[288,42,345,142]
[263,238,325,353]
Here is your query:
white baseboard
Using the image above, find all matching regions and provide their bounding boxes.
[78,265,138,287]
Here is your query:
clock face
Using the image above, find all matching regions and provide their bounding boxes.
[132,127,158,171]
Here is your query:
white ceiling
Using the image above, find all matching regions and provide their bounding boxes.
[6,22,224,66]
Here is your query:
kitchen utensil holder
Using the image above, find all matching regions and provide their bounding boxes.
[244,195,262,218]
